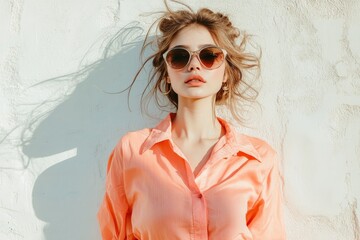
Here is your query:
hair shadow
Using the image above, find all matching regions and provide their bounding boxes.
[24,22,165,239]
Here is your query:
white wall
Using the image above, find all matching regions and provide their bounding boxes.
[1,0,359,239]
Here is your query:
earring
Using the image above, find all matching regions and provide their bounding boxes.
[162,82,172,95]
[222,82,229,92]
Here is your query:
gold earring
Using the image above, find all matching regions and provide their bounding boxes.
[222,82,229,92]
[162,83,172,95]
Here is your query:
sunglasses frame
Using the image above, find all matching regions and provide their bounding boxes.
[163,45,227,70]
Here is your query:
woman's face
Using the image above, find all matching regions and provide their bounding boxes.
[165,24,227,102]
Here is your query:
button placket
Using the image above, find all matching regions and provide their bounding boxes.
[191,191,208,240]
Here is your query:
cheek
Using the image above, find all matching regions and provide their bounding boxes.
[167,69,183,83]
[215,66,227,82]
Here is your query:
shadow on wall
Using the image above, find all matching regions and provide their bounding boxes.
[23,23,165,240]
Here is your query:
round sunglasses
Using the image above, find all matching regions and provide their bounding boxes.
[163,46,227,70]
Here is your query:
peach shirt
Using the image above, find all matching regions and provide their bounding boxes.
[97,113,286,240]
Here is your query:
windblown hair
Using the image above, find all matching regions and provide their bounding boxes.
[129,0,261,122]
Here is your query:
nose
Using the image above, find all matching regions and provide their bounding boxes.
[187,53,201,71]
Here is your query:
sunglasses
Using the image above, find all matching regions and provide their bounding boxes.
[163,46,227,70]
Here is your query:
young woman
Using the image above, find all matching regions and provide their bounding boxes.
[98,3,286,240]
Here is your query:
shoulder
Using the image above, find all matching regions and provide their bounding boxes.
[238,134,281,185]
[121,128,152,143]
[219,117,276,164]
[235,131,277,169]
[244,134,276,158]
[113,128,152,154]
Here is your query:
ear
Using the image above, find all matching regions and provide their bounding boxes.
[166,76,171,83]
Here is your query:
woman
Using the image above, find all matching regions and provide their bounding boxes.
[98,2,286,240]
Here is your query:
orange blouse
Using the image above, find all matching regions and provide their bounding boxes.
[97,114,286,240]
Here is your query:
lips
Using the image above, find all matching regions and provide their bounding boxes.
[185,75,206,84]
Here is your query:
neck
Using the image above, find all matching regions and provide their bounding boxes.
[172,97,222,141]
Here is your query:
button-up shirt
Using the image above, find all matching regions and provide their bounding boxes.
[98,114,286,239]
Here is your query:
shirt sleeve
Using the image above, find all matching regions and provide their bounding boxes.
[246,153,286,240]
[97,145,131,240]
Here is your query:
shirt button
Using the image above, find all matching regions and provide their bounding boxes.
[197,193,203,198]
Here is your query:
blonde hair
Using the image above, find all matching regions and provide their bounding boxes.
[129,1,260,122]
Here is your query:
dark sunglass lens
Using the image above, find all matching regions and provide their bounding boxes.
[199,47,224,68]
[166,49,190,69]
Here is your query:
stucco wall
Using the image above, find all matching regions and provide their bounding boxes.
[1,0,359,239]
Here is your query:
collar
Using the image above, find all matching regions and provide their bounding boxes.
[140,113,262,162]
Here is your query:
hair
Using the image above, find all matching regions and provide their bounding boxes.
[127,0,261,122]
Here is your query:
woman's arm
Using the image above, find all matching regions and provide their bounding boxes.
[98,145,131,240]
[246,153,286,240]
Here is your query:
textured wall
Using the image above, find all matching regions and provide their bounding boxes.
[1,0,359,239]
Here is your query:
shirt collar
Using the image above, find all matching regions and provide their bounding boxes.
[140,113,262,162]
[140,113,174,154]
